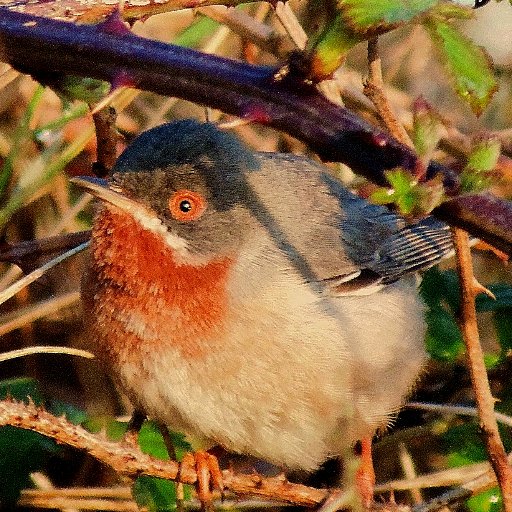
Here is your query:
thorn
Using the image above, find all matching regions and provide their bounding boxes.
[112,70,136,90]
[250,471,263,487]
[473,278,496,300]
[242,104,271,124]
[96,8,131,37]
[122,429,140,448]
[90,70,135,113]
[276,472,287,482]
[474,241,509,264]
[217,118,251,130]
[371,133,388,147]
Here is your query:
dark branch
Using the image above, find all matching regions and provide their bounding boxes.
[0,10,511,254]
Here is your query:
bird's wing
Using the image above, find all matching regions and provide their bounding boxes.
[371,218,454,284]
[251,153,453,296]
[320,173,455,294]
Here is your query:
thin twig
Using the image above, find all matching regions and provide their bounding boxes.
[407,402,512,428]
[24,485,132,499]
[0,291,81,337]
[199,6,283,57]
[18,487,292,511]
[452,227,512,511]
[3,398,511,512]
[398,444,422,504]
[375,461,489,493]
[0,241,89,305]
[273,1,307,50]
[364,38,413,149]
[30,472,80,512]
[0,346,94,362]
[18,495,139,511]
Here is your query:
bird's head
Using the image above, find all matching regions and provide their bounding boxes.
[72,119,260,265]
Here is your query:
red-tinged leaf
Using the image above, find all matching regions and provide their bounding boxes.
[306,13,363,81]
[412,97,447,162]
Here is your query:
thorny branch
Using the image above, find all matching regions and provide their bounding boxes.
[452,227,512,511]
[364,30,512,509]
[1,0,256,23]
[0,10,511,254]
[0,398,328,508]
[1,398,512,512]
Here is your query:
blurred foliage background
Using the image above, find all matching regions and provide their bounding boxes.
[0,0,512,510]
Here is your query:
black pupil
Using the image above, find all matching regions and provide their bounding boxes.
[179,200,192,213]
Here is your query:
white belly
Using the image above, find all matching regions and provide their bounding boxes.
[115,270,426,471]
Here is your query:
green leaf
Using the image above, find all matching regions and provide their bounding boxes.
[307,13,363,81]
[307,0,440,80]
[0,427,58,505]
[425,18,498,115]
[0,378,56,505]
[467,488,502,512]
[84,417,193,510]
[425,306,465,361]
[48,400,89,425]
[370,168,445,216]
[421,268,467,362]
[133,422,192,512]
[133,476,177,512]
[493,308,512,352]
[0,377,44,405]
[420,267,461,313]
[443,423,487,466]
[339,0,438,32]
[50,76,110,104]
[483,352,501,369]
[138,422,191,461]
[460,137,501,192]
[412,98,446,160]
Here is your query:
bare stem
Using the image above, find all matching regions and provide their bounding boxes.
[452,227,512,510]
[3,0,254,23]
[92,106,118,176]
[364,38,413,149]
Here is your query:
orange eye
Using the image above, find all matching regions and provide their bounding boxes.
[169,189,207,222]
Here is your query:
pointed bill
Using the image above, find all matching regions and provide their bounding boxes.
[70,176,189,253]
[70,176,148,216]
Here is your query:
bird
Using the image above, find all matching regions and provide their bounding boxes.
[72,119,453,507]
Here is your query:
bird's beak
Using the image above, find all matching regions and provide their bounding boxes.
[70,176,144,215]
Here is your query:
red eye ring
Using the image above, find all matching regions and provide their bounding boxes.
[169,189,207,222]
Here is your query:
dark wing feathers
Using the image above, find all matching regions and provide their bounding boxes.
[372,220,453,284]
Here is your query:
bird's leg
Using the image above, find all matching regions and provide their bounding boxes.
[317,442,375,512]
[158,423,178,460]
[180,450,224,512]
[122,409,146,446]
[157,424,185,512]
[356,436,375,508]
